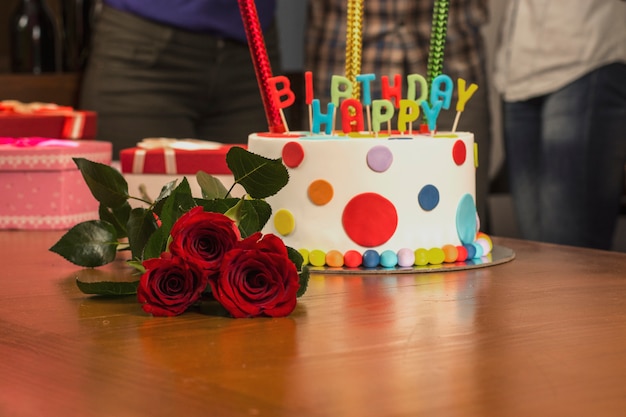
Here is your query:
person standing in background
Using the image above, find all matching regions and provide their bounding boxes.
[79,0,280,156]
[494,0,626,250]
[306,0,493,233]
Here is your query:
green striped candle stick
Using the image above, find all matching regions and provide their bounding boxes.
[424,0,450,126]
[427,0,450,85]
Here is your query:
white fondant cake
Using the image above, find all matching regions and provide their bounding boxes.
[248,131,492,268]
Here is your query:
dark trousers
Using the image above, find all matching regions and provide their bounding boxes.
[504,63,626,249]
[79,5,281,157]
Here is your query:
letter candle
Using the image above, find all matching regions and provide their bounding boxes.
[452,78,478,132]
[356,73,376,132]
[268,75,295,132]
[238,0,285,133]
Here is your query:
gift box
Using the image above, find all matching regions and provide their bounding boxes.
[0,101,97,139]
[119,139,245,202]
[0,138,112,230]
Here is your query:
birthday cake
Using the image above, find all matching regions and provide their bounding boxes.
[248,128,491,269]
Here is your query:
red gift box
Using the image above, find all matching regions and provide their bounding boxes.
[0,138,112,230]
[120,139,244,175]
[119,139,246,202]
[0,101,97,139]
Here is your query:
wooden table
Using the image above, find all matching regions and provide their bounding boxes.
[1,231,626,417]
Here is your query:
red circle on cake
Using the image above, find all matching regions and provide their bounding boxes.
[282,141,305,168]
[452,140,466,166]
[342,193,398,247]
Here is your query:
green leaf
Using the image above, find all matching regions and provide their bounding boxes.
[49,220,118,267]
[76,279,140,296]
[75,268,140,295]
[195,197,240,214]
[155,179,179,203]
[127,207,159,261]
[143,178,197,259]
[246,199,272,230]
[234,200,260,238]
[197,171,231,199]
[296,268,310,298]
[286,246,309,298]
[226,147,289,199]
[98,202,132,238]
[73,158,129,208]
[234,199,271,237]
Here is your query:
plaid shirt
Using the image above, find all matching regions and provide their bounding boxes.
[306,0,489,103]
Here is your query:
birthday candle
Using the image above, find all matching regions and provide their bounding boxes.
[356,73,376,132]
[424,0,450,126]
[237,0,285,133]
[305,71,314,132]
[452,78,479,132]
[268,75,295,132]
[345,0,364,100]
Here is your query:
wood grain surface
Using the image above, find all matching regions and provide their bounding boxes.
[1,230,625,417]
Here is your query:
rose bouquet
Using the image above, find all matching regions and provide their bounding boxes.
[50,146,309,318]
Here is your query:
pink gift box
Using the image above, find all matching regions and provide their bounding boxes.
[0,138,112,230]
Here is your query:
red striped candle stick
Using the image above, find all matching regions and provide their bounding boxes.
[237,0,286,133]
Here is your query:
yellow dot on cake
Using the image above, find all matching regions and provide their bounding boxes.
[273,208,295,236]
[308,179,334,205]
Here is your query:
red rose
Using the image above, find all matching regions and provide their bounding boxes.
[138,252,207,316]
[168,206,241,279]
[211,234,300,318]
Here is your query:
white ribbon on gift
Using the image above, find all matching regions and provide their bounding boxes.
[62,112,85,139]
[131,138,223,174]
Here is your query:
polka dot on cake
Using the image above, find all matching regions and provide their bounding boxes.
[418,184,439,211]
[366,145,393,172]
[342,193,398,247]
[308,179,333,205]
[282,141,305,168]
[273,208,295,236]
[456,193,477,245]
[452,140,466,165]
[474,143,479,168]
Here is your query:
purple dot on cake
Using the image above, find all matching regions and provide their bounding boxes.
[366,145,393,172]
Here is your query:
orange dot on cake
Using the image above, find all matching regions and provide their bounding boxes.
[308,179,334,205]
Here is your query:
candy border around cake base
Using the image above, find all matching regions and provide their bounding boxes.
[306,244,515,274]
